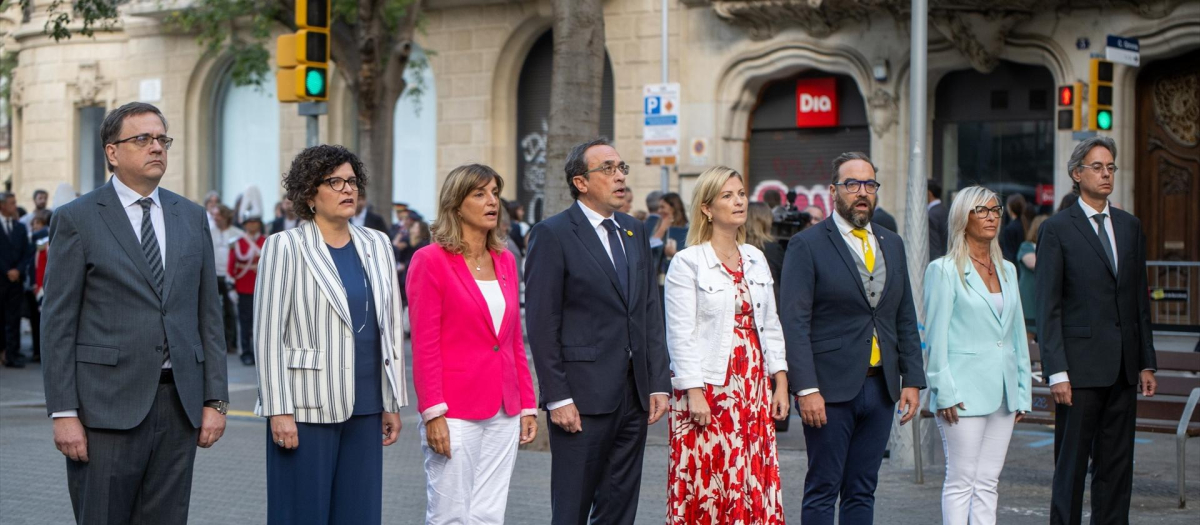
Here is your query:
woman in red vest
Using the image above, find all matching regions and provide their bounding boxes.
[231,195,267,366]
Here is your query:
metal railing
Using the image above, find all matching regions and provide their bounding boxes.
[1147,261,1199,329]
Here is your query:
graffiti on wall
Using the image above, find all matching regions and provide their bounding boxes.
[751,180,833,217]
[518,119,548,222]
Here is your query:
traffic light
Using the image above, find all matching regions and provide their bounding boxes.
[1056,82,1083,131]
[1089,58,1114,131]
[276,0,330,102]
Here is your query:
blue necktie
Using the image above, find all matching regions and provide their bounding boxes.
[601,219,629,297]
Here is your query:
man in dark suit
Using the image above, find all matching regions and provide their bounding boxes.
[927,178,949,260]
[1036,136,1156,525]
[780,151,926,524]
[41,102,229,524]
[351,188,389,234]
[525,138,671,525]
[871,205,898,233]
[269,198,300,235]
[1,192,33,367]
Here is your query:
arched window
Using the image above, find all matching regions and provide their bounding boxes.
[393,45,438,219]
[217,73,282,220]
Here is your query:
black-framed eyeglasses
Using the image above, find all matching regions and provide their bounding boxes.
[832,179,880,194]
[972,205,1004,219]
[583,162,631,177]
[110,134,174,150]
[323,176,361,192]
[1083,163,1118,175]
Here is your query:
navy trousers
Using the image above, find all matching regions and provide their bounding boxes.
[801,374,894,525]
[266,413,383,525]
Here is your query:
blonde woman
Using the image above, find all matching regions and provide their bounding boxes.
[923,185,1032,525]
[407,164,537,524]
[664,166,789,524]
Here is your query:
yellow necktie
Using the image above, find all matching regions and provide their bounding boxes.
[851,228,881,366]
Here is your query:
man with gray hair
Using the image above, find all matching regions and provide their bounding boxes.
[42,101,229,524]
[1036,136,1156,525]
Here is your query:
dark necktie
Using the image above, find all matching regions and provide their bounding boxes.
[137,198,165,292]
[600,219,629,297]
[1093,213,1117,275]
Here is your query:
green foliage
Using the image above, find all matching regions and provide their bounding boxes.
[166,0,279,87]
[0,51,17,119]
[21,0,121,40]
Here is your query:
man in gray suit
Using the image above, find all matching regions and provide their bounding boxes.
[41,102,229,524]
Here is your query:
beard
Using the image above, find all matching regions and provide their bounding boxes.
[835,194,874,228]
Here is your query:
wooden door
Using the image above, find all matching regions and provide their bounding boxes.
[1135,49,1200,326]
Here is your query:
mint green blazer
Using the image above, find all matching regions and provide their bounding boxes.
[923,257,1032,416]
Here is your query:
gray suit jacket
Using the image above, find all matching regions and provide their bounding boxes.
[41,181,228,429]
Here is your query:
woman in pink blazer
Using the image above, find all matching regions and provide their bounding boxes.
[406,164,537,524]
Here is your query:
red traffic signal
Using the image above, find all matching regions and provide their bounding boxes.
[1058,85,1074,107]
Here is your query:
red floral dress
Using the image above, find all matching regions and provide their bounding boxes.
[667,261,785,524]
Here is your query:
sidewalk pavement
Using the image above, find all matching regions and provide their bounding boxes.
[2,347,1198,524]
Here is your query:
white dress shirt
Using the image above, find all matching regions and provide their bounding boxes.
[546,201,664,411]
[927,199,942,211]
[54,176,169,418]
[797,211,885,397]
[1048,200,1149,386]
[351,207,369,227]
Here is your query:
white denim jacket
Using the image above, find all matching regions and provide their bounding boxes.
[664,242,788,390]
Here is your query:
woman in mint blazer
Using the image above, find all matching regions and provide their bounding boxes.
[923,185,1032,525]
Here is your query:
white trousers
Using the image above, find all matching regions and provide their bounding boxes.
[936,408,1017,525]
[421,410,520,525]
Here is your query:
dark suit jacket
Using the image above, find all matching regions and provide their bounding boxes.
[524,202,671,415]
[780,217,927,403]
[361,209,389,235]
[269,217,298,236]
[41,182,228,429]
[928,201,949,261]
[1001,218,1024,264]
[1,218,32,283]
[872,207,898,233]
[1034,203,1155,388]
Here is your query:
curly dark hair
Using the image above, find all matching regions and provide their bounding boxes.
[282,144,368,220]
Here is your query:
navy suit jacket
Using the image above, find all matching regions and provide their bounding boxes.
[1,218,32,283]
[524,202,671,415]
[780,217,927,403]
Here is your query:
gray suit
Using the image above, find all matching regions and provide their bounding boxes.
[41,180,228,523]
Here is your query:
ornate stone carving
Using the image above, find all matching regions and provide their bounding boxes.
[8,72,25,109]
[711,0,872,40]
[67,62,112,108]
[930,11,1029,73]
[1153,71,1198,147]
[867,88,898,137]
[1159,157,1192,196]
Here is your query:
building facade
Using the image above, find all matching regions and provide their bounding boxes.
[1,0,1197,263]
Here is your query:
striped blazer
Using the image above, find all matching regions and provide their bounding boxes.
[253,220,408,424]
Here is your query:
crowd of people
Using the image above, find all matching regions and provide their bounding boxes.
[6,101,1158,525]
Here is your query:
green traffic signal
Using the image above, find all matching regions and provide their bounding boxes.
[1097,109,1113,130]
[305,68,326,97]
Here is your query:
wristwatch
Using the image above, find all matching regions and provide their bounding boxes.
[204,400,229,415]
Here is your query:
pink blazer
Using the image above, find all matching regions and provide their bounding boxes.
[407,244,536,421]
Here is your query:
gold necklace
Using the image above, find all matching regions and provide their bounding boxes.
[467,251,486,271]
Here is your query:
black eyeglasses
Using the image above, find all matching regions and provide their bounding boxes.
[584,162,631,177]
[832,179,880,194]
[972,205,1004,219]
[110,134,174,150]
[323,176,361,192]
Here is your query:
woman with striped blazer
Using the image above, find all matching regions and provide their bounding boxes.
[407,164,537,523]
[254,145,408,525]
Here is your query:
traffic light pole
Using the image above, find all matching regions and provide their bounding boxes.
[299,102,327,148]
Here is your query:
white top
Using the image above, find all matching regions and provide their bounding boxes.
[1077,199,1118,273]
[990,292,1004,314]
[212,226,244,278]
[475,279,506,337]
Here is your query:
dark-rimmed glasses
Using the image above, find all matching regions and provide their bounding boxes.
[584,162,631,177]
[972,205,1004,219]
[323,176,360,192]
[832,179,880,194]
[110,134,174,150]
